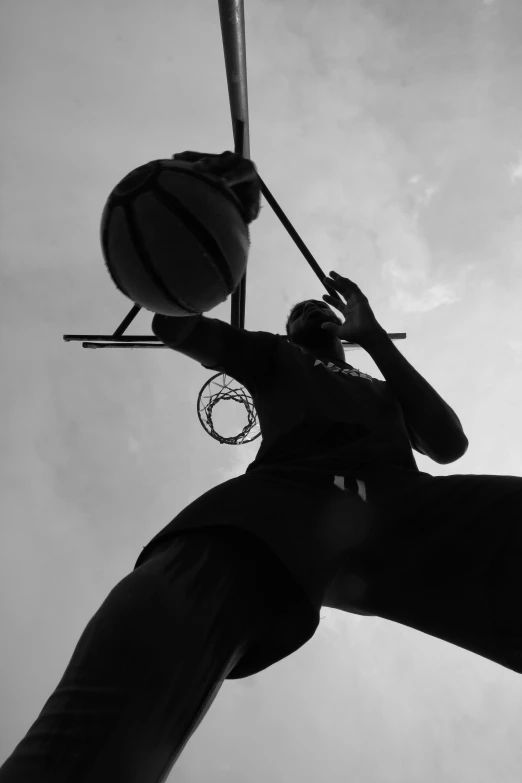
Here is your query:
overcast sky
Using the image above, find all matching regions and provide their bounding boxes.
[2,0,522,780]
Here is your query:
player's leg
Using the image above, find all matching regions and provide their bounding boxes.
[0,528,275,783]
[324,471,522,674]
[487,494,522,672]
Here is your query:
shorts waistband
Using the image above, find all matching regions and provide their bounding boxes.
[333,475,367,502]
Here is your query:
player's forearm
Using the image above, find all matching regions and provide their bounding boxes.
[361,328,468,464]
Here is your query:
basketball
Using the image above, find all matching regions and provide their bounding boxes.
[100,153,260,317]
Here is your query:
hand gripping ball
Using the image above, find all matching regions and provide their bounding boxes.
[100,150,262,317]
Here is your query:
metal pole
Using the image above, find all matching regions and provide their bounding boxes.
[218,0,250,331]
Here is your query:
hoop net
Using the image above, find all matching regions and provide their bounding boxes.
[197,372,261,445]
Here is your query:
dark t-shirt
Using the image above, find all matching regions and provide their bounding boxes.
[205,322,423,481]
[135,320,426,578]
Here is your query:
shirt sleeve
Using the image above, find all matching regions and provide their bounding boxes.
[199,320,279,397]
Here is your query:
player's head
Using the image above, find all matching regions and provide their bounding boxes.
[285,299,345,362]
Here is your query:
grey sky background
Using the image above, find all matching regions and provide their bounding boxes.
[1,0,522,780]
